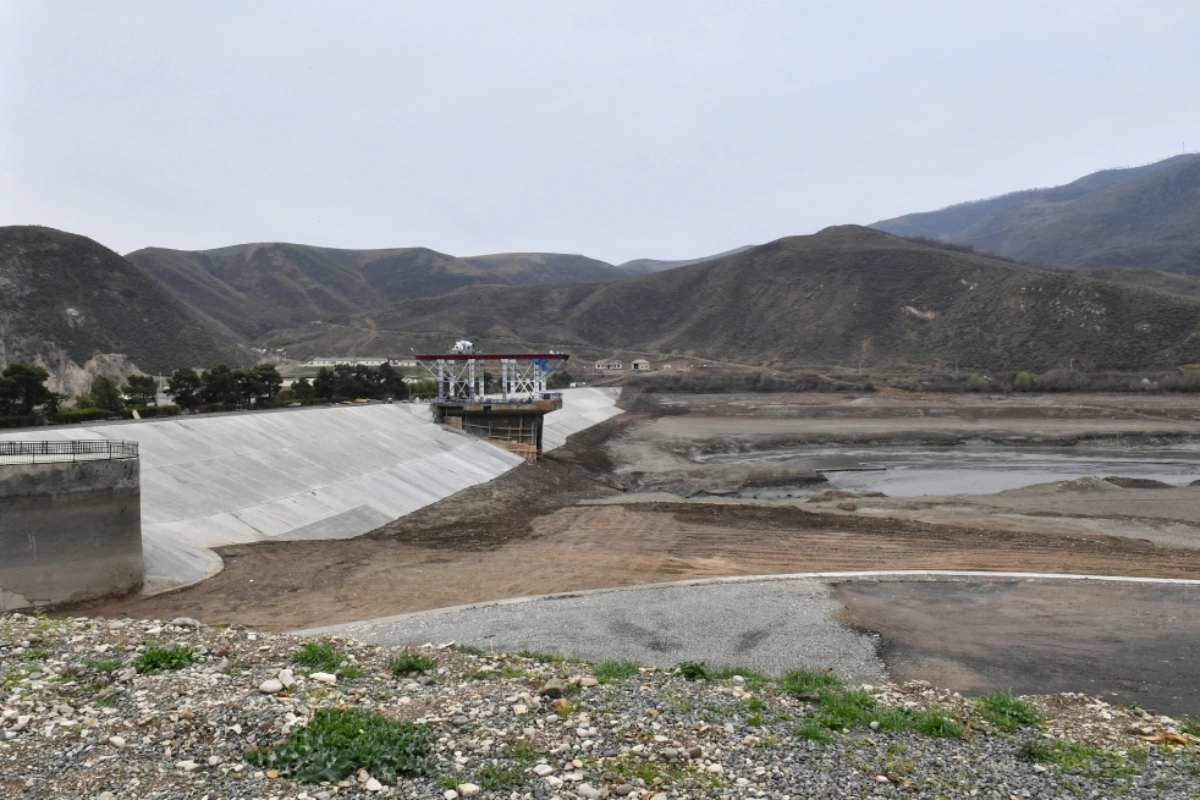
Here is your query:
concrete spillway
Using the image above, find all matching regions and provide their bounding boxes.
[1,388,621,594]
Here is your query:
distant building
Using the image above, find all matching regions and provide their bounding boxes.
[302,357,389,368]
[594,358,624,371]
[631,359,651,371]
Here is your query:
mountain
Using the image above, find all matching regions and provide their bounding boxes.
[1086,267,1200,303]
[0,226,247,395]
[871,154,1200,274]
[260,226,1200,372]
[618,245,756,274]
[126,243,630,339]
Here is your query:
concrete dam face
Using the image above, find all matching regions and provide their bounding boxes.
[0,442,143,611]
[0,388,621,599]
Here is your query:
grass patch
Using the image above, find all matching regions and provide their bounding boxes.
[515,650,565,664]
[1017,738,1141,780]
[1178,717,1200,738]
[389,651,435,676]
[912,707,964,738]
[454,644,487,657]
[796,718,834,744]
[19,648,51,661]
[84,658,124,672]
[594,660,641,684]
[246,707,430,783]
[778,668,842,696]
[133,644,194,674]
[507,742,544,765]
[478,762,524,790]
[465,665,526,681]
[292,642,364,679]
[606,752,682,785]
[975,691,1044,731]
[708,665,772,688]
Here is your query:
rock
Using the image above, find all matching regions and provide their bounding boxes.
[108,735,126,748]
[687,746,702,759]
[539,678,567,698]
[579,677,599,687]
[662,747,679,760]
[512,703,527,715]
[98,793,116,800]
[457,783,480,797]
[365,777,383,792]
[451,715,470,728]
[650,794,668,800]
[705,763,724,774]
[444,791,459,800]
[175,760,200,772]
[578,785,602,800]
[551,698,570,714]
[869,720,880,730]
[614,784,635,796]
[533,763,555,777]
[170,617,203,629]
[278,669,296,689]
[545,775,563,789]
[309,672,337,685]
[258,679,284,695]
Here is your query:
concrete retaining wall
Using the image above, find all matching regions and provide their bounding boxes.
[0,458,143,610]
[0,388,621,595]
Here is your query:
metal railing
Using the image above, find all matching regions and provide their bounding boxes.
[0,440,139,466]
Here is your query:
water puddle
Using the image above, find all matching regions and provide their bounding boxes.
[695,442,1200,497]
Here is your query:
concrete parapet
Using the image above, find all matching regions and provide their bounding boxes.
[0,451,143,610]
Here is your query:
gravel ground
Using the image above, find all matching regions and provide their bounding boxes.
[3,613,1199,799]
[303,581,886,685]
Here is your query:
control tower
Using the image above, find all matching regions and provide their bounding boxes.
[414,342,570,462]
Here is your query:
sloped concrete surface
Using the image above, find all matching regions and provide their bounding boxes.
[1,388,621,593]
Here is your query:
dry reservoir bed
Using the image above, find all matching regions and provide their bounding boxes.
[65,391,1200,711]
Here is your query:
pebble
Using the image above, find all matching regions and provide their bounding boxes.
[539,678,567,698]
[533,763,555,777]
[309,671,337,684]
[365,777,383,791]
[456,783,480,797]
[108,735,126,748]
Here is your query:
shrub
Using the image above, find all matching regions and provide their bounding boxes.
[779,668,842,696]
[389,650,435,676]
[245,707,431,783]
[676,661,712,681]
[52,407,116,424]
[1012,371,1034,391]
[133,644,194,673]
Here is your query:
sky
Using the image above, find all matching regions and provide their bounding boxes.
[2,1,1199,263]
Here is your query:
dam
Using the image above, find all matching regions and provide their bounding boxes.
[0,388,621,605]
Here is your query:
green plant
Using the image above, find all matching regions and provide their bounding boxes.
[389,651,435,676]
[1180,717,1200,737]
[779,668,842,696]
[19,648,51,660]
[708,665,772,688]
[743,696,766,712]
[515,650,564,664]
[676,661,711,681]
[975,691,1044,731]
[478,762,524,790]
[796,718,834,744]
[594,660,641,684]
[507,742,543,765]
[246,707,431,783]
[84,658,124,672]
[1016,738,1141,780]
[912,707,964,738]
[293,642,364,678]
[133,644,194,673]
[455,644,487,657]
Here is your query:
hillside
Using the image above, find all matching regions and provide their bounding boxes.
[261,226,1200,372]
[618,245,756,274]
[871,154,1200,274]
[126,243,630,339]
[0,226,247,395]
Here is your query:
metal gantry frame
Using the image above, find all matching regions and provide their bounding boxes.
[416,351,568,402]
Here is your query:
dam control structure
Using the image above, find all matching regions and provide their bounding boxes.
[415,344,570,462]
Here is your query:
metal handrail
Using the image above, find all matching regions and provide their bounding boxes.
[0,440,139,465]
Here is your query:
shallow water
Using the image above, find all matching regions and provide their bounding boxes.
[697,442,1200,496]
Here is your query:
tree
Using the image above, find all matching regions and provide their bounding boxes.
[292,377,315,400]
[166,367,202,409]
[89,375,124,412]
[547,369,574,390]
[122,374,158,406]
[200,364,239,405]
[1,363,53,414]
[313,367,336,400]
[255,364,283,401]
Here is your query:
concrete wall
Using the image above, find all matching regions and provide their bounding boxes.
[0,458,143,610]
[0,388,621,595]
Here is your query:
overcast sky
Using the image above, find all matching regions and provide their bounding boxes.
[2,1,1198,263]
